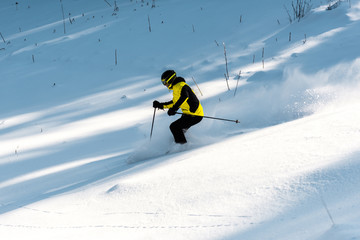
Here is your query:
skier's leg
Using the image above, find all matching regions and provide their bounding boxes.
[170,115,203,144]
[170,118,187,144]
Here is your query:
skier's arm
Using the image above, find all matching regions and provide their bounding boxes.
[162,100,174,109]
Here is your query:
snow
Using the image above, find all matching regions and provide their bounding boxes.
[1,0,360,239]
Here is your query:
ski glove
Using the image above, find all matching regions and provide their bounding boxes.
[167,107,177,116]
[153,100,163,109]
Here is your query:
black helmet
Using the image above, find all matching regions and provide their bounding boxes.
[161,70,176,86]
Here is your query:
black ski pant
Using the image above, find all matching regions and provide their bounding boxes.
[169,114,203,144]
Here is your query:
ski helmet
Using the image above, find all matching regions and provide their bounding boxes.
[161,70,176,86]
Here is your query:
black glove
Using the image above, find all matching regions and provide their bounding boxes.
[167,107,177,116]
[153,100,163,109]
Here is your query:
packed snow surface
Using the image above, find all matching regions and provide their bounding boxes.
[1,0,360,239]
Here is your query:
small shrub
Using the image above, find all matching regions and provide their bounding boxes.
[284,0,312,23]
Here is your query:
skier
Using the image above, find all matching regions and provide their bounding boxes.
[153,70,204,144]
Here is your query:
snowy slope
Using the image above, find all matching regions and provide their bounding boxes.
[1,0,360,239]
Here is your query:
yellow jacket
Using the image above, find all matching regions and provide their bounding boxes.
[163,77,204,116]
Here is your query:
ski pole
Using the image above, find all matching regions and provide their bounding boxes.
[175,112,239,124]
[150,108,156,139]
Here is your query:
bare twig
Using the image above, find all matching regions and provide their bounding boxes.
[224,74,230,91]
[320,194,335,226]
[0,32,6,43]
[148,15,152,32]
[191,77,203,96]
[114,1,119,12]
[327,0,341,10]
[284,5,293,23]
[223,42,230,87]
[234,70,241,97]
[104,0,112,7]
[115,49,118,65]
[69,13,73,24]
[60,0,66,34]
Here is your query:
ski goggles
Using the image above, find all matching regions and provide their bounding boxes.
[161,72,176,85]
